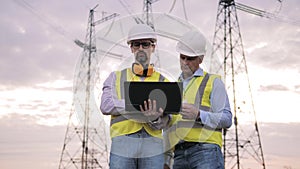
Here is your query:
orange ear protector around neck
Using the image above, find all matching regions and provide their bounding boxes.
[132,63,154,77]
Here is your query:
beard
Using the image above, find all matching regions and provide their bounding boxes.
[181,64,194,78]
[181,64,192,72]
[135,51,148,64]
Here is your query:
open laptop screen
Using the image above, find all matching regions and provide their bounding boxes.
[124,81,183,114]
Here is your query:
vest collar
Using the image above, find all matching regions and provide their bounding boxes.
[179,68,204,81]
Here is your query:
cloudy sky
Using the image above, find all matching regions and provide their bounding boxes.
[1,0,300,169]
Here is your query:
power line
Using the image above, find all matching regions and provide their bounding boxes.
[13,0,123,60]
[12,0,75,41]
[118,0,144,24]
[236,2,300,26]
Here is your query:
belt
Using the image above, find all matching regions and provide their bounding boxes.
[175,142,199,150]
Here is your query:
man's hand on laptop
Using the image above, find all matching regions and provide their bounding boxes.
[140,99,163,122]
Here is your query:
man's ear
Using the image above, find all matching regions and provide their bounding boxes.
[199,55,204,63]
[152,45,156,52]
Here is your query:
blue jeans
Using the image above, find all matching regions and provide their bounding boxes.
[109,129,164,169]
[173,143,224,169]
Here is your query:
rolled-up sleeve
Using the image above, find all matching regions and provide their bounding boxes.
[100,72,125,115]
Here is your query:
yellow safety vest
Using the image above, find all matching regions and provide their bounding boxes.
[110,68,168,139]
[168,72,223,148]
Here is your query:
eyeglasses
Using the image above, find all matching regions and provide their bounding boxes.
[131,41,154,49]
[180,55,198,61]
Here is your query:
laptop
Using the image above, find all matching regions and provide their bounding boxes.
[124,81,183,114]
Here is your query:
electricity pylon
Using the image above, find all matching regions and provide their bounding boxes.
[210,0,266,168]
[143,0,158,28]
[142,0,161,68]
[58,5,118,169]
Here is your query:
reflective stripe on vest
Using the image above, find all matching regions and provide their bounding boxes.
[110,68,167,138]
[168,72,223,148]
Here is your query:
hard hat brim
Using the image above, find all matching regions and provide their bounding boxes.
[127,37,157,44]
[176,43,205,57]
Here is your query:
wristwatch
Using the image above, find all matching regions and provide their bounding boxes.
[150,117,160,124]
[196,111,202,122]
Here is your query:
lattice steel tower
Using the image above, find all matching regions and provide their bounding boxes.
[142,0,161,68]
[210,0,266,168]
[58,5,110,169]
[143,0,155,28]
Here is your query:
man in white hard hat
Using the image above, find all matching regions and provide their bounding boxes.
[100,24,170,169]
[166,30,232,169]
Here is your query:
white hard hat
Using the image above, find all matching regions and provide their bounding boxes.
[176,30,207,57]
[127,24,157,44]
